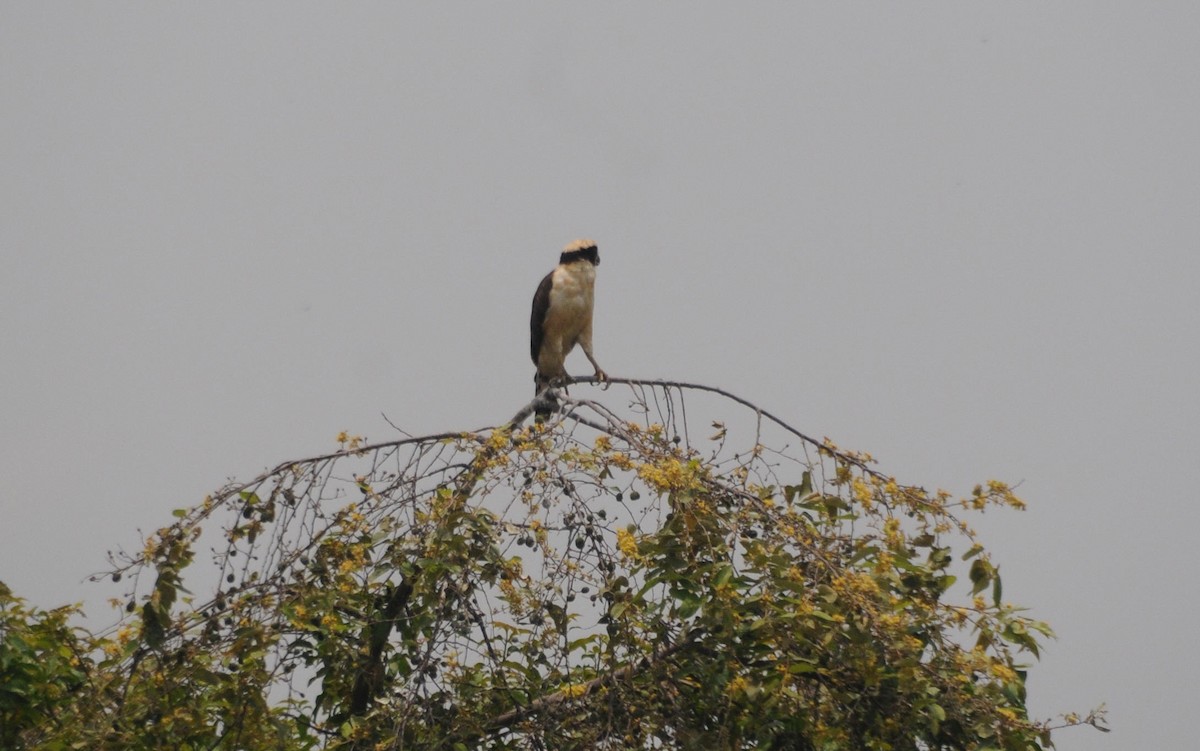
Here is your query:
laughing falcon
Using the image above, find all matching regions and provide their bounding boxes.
[530,239,607,406]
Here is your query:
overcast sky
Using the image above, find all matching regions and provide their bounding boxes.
[3,4,1197,748]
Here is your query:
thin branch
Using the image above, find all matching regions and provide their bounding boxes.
[565,376,883,477]
[476,634,697,737]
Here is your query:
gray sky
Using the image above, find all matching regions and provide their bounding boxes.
[3,4,1197,748]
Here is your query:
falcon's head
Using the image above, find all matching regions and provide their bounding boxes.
[560,239,600,266]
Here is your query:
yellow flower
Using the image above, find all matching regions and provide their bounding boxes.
[990,661,1018,683]
[562,683,589,699]
[499,578,515,594]
[726,675,749,697]
[883,518,903,546]
[877,613,904,632]
[836,572,879,597]
[988,480,1027,510]
[637,457,694,493]
[616,527,640,560]
[852,478,874,507]
[609,452,634,470]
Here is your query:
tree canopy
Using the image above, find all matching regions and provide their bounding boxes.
[1,380,1104,750]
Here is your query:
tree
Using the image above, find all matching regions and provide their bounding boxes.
[0,583,91,749]
[3,379,1104,749]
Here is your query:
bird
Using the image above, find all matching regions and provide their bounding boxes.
[530,239,608,416]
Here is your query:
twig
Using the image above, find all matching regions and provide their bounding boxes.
[477,634,697,736]
[564,376,882,477]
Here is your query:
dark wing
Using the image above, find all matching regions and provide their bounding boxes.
[530,270,554,365]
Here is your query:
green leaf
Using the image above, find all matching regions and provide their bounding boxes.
[962,543,985,560]
[677,596,701,620]
[1003,679,1026,704]
[568,634,600,651]
[140,603,165,648]
[969,558,992,595]
[928,702,946,734]
[715,564,735,587]
[783,472,813,504]
[911,533,935,548]
[742,617,770,634]
[798,470,813,496]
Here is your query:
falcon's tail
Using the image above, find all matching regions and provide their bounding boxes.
[533,374,557,419]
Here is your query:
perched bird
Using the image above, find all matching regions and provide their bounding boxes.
[530,239,607,415]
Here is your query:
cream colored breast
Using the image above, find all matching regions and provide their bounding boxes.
[548,263,595,317]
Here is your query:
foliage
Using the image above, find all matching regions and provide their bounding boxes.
[0,583,90,749]
[2,380,1104,749]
